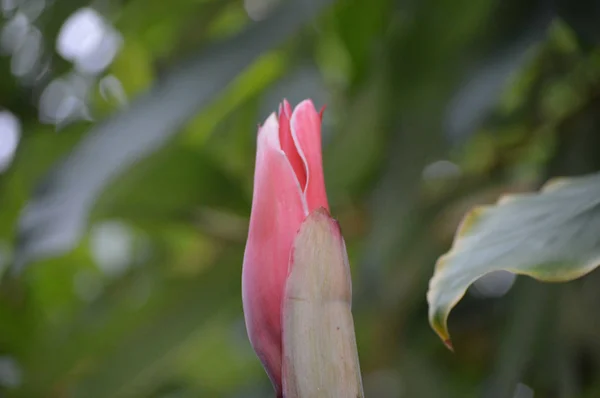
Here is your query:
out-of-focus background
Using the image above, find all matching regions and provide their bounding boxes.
[1,0,600,396]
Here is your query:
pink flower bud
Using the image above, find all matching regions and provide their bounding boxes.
[242,100,329,395]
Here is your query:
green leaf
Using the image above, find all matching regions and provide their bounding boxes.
[17,248,245,398]
[427,171,600,347]
[94,144,250,224]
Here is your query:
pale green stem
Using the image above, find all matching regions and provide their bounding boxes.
[282,209,364,398]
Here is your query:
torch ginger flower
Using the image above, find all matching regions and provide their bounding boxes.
[242,100,363,397]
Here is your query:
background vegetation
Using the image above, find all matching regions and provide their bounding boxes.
[1,0,600,397]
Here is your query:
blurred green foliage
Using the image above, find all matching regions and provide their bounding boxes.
[1,0,600,397]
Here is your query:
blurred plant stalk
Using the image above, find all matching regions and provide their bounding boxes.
[282,209,364,398]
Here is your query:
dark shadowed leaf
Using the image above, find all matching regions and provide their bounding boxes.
[558,0,600,47]
[444,5,554,142]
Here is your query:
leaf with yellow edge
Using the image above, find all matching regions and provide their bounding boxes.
[427,171,600,348]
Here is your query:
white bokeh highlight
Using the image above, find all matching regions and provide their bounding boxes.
[513,383,534,398]
[1,0,17,15]
[38,73,93,127]
[244,0,279,21]
[422,160,462,181]
[0,111,21,172]
[0,356,21,389]
[56,8,122,74]
[0,13,29,55]
[18,0,45,21]
[10,25,42,77]
[90,220,134,278]
[99,74,128,106]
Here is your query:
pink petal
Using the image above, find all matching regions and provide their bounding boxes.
[279,99,307,189]
[290,100,330,213]
[318,105,326,121]
[242,113,306,394]
[282,99,292,118]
